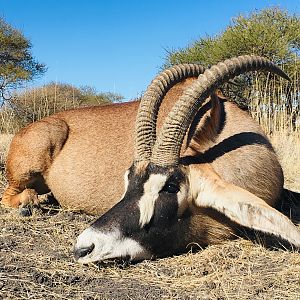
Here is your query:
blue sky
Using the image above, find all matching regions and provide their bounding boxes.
[1,1,299,100]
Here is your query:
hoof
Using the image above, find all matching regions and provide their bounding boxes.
[19,205,32,217]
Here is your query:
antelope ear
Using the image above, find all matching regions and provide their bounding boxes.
[190,167,300,247]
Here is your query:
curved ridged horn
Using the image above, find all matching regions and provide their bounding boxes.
[151,55,290,166]
[134,64,206,162]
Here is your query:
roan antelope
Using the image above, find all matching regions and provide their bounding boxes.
[74,55,300,263]
[1,64,205,215]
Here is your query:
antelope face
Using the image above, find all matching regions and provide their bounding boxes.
[74,162,190,263]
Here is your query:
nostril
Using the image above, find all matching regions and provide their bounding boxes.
[74,243,95,260]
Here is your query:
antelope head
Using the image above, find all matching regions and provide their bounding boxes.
[74,56,300,263]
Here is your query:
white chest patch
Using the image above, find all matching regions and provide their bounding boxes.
[138,174,167,227]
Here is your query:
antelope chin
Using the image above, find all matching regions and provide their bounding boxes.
[74,227,151,264]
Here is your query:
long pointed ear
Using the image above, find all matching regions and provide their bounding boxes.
[186,93,222,151]
[189,166,300,247]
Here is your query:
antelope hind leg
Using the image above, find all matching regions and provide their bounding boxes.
[1,117,69,212]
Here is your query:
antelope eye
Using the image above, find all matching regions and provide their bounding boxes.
[162,182,180,194]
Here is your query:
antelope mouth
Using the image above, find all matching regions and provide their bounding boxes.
[74,227,151,264]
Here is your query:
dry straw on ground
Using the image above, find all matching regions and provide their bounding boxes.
[0,205,300,300]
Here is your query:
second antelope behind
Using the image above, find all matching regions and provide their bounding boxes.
[74,56,300,263]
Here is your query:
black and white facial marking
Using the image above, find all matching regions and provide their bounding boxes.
[74,162,190,264]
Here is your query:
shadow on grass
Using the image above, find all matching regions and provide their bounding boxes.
[277,188,300,224]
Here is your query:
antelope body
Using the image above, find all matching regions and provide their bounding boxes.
[74,56,300,263]
[1,66,205,215]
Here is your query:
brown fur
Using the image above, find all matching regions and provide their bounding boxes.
[2,78,197,215]
[183,94,283,207]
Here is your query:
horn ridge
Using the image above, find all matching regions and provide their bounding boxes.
[151,55,290,166]
[134,64,206,162]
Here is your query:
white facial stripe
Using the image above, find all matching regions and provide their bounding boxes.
[74,227,151,263]
[138,174,168,227]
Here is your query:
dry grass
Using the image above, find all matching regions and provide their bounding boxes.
[0,134,13,163]
[270,132,300,191]
[0,206,299,299]
[0,134,12,192]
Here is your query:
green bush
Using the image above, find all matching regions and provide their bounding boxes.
[0,17,46,104]
[164,7,300,110]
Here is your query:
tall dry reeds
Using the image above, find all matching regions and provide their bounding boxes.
[249,63,300,134]
[247,66,300,190]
